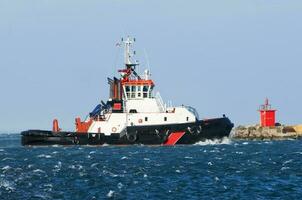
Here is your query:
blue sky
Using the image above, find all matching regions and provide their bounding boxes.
[0,0,301,132]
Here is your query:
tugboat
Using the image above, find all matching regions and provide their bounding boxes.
[21,36,233,146]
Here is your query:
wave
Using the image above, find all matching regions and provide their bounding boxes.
[194,137,232,146]
[107,190,115,198]
[0,179,15,192]
[0,132,19,135]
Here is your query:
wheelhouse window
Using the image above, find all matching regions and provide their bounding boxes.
[137,86,142,98]
[123,83,154,99]
[143,85,149,98]
[131,86,136,98]
[125,86,130,98]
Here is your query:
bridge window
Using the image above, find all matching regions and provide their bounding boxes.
[131,86,136,98]
[123,84,154,99]
[125,86,130,98]
[143,85,149,98]
[137,86,142,98]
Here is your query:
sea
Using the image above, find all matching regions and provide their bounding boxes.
[0,133,301,200]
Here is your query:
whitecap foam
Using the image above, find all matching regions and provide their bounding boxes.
[281,166,290,171]
[37,154,52,158]
[283,159,293,165]
[79,172,87,177]
[102,170,123,178]
[251,161,261,165]
[121,156,128,160]
[91,163,99,168]
[33,169,45,173]
[53,161,62,172]
[107,190,115,198]
[76,164,83,170]
[2,165,11,171]
[117,182,123,190]
[68,165,76,169]
[0,179,15,191]
[194,137,232,146]
[2,157,14,161]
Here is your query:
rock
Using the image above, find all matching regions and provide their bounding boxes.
[232,124,302,140]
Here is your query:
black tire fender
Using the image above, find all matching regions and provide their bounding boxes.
[73,136,80,145]
[197,125,202,134]
[127,133,137,142]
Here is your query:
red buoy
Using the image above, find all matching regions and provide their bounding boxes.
[258,98,276,127]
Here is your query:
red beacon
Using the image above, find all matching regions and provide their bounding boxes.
[258,98,276,127]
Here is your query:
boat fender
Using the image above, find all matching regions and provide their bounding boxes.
[197,126,202,134]
[162,130,169,141]
[127,134,137,142]
[187,127,193,134]
[73,136,80,145]
[188,126,198,135]
[138,119,143,123]
[112,127,117,133]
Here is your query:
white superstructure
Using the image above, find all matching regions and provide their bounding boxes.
[84,37,198,135]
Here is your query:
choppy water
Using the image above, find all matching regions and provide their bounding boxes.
[0,133,302,199]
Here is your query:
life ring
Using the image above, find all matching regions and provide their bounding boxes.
[138,119,143,124]
[112,127,117,133]
[127,134,137,142]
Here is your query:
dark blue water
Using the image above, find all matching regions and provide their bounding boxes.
[0,134,301,199]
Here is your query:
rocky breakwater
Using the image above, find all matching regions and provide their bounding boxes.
[232,125,302,140]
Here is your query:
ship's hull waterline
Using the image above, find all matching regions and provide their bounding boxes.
[21,118,233,146]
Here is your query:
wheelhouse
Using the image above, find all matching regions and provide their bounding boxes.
[122,80,154,100]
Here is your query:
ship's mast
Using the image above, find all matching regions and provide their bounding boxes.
[118,36,140,80]
[124,36,134,66]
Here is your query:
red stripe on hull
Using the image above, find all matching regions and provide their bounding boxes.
[164,132,185,146]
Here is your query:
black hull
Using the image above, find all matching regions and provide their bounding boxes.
[21,117,233,146]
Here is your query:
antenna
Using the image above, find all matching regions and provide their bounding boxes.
[144,48,151,74]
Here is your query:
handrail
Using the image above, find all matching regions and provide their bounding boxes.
[155,92,166,112]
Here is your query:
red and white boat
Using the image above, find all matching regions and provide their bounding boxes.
[21,36,233,146]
